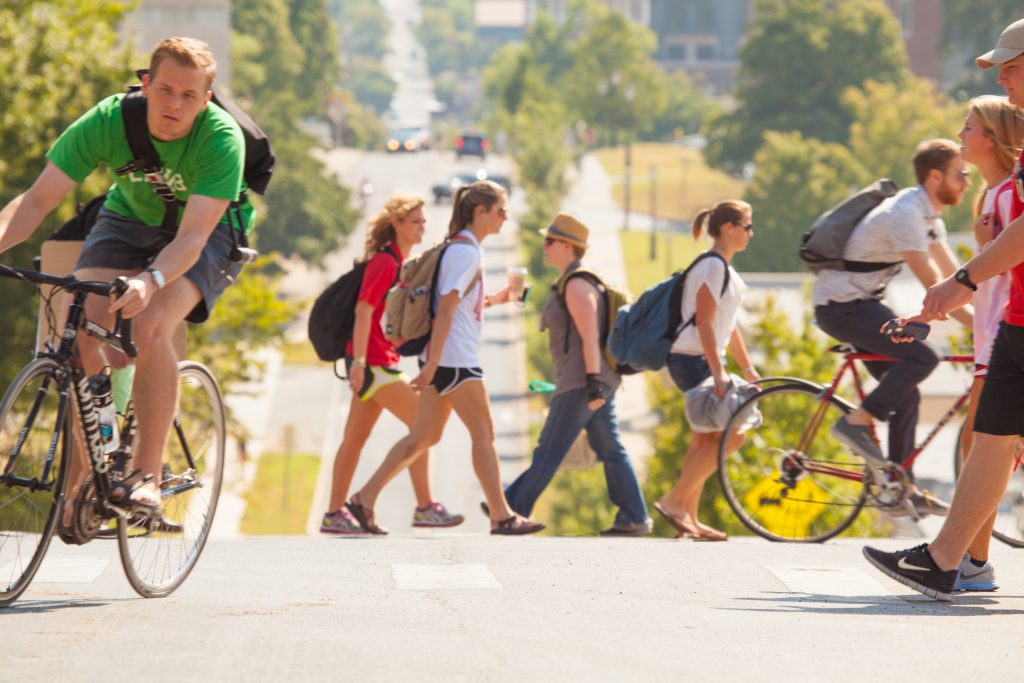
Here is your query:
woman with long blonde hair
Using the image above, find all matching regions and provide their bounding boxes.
[950,95,1024,588]
[320,195,464,534]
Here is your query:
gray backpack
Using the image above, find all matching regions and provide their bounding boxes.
[799,178,900,273]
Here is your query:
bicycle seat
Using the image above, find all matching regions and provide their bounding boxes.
[828,343,856,354]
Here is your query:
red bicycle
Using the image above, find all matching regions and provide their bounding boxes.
[717,344,1024,544]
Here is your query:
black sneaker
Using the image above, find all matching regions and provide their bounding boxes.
[862,544,957,601]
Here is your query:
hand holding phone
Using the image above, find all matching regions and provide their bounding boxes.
[882,319,930,342]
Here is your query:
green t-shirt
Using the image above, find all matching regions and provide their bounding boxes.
[46,93,253,232]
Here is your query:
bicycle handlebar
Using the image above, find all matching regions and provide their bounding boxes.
[0,263,137,358]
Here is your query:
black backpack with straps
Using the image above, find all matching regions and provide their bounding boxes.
[114,69,275,235]
[308,250,400,364]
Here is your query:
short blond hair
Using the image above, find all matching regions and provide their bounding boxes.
[149,37,217,89]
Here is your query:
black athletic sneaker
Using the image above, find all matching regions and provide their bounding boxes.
[863,544,957,601]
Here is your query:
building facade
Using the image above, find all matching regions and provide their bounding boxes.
[648,0,751,95]
[123,0,233,89]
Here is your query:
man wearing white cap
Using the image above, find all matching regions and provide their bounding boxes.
[863,16,1024,600]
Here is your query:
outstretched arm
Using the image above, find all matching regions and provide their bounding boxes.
[0,162,76,254]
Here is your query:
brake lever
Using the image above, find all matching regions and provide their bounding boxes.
[112,276,138,359]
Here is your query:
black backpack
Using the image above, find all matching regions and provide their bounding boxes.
[799,178,901,273]
[308,250,400,364]
[114,70,275,231]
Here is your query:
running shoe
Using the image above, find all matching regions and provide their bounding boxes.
[413,501,465,528]
[831,415,886,465]
[954,554,998,592]
[863,544,957,601]
[320,507,363,535]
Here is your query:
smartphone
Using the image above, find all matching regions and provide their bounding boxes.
[883,319,930,341]
[520,284,532,305]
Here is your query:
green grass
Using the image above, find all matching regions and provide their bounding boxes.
[281,339,323,366]
[618,229,706,294]
[596,143,747,226]
[240,452,321,534]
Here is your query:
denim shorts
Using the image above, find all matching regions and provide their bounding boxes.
[75,209,242,323]
[667,353,711,392]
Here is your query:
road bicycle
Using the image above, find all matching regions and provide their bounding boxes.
[0,263,225,606]
[717,344,1024,545]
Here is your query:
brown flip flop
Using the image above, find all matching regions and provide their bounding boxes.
[653,501,699,538]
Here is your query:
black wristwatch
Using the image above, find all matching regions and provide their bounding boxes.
[954,267,977,292]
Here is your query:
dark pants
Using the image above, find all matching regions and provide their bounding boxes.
[504,388,648,526]
[815,299,939,476]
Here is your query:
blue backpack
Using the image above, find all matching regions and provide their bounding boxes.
[608,251,729,372]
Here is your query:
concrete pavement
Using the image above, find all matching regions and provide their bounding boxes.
[7,535,1024,681]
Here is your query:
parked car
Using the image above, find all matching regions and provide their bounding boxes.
[455,132,488,159]
[386,128,423,153]
[432,170,511,203]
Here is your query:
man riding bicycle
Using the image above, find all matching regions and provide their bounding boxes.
[0,37,249,530]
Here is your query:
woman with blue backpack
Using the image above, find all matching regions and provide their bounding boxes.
[320,195,464,534]
[653,200,758,541]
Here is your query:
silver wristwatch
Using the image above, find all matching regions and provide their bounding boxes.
[144,267,166,290]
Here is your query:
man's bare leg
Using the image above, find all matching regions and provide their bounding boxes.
[928,432,1017,570]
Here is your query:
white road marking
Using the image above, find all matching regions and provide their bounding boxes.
[24,558,110,583]
[765,565,901,602]
[392,563,501,590]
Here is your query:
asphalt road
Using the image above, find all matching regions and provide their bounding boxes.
[5,535,1024,681]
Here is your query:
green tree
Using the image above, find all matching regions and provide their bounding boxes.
[843,77,975,232]
[735,131,870,272]
[289,0,341,115]
[330,0,390,61]
[645,70,722,142]
[0,0,133,388]
[232,0,357,264]
[343,58,397,114]
[704,0,909,173]
[564,10,666,141]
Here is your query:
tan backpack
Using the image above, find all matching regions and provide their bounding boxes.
[384,235,480,356]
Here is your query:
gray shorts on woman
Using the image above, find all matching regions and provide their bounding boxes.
[74,209,243,323]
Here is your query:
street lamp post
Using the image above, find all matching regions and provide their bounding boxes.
[649,165,657,260]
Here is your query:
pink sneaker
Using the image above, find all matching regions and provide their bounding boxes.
[320,507,363,535]
[413,501,465,528]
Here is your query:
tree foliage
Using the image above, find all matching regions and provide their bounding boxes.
[564,10,666,138]
[735,131,870,272]
[0,0,133,389]
[231,0,356,265]
[843,77,975,232]
[704,0,909,173]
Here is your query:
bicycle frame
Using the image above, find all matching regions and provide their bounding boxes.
[796,348,972,484]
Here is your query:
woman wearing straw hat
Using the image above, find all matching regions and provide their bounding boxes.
[503,213,651,535]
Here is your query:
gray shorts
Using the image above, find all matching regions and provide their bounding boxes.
[74,209,242,323]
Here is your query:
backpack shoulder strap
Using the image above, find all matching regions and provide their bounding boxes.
[670,251,730,336]
[555,267,607,352]
[113,88,184,230]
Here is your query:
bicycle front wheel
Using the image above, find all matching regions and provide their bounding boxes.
[718,383,867,542]
[953,423,1024,548]
[0,358,69,607]
[118,361,225,598]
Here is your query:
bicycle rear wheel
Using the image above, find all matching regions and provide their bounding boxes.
[0,358,69,607]
[953,422,1024,548]
[118,361,225,598]
[718,383,867,542]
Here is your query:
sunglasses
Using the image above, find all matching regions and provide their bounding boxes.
[544,237,563,246]
[497,207,509,217]
[738,222,753,232]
